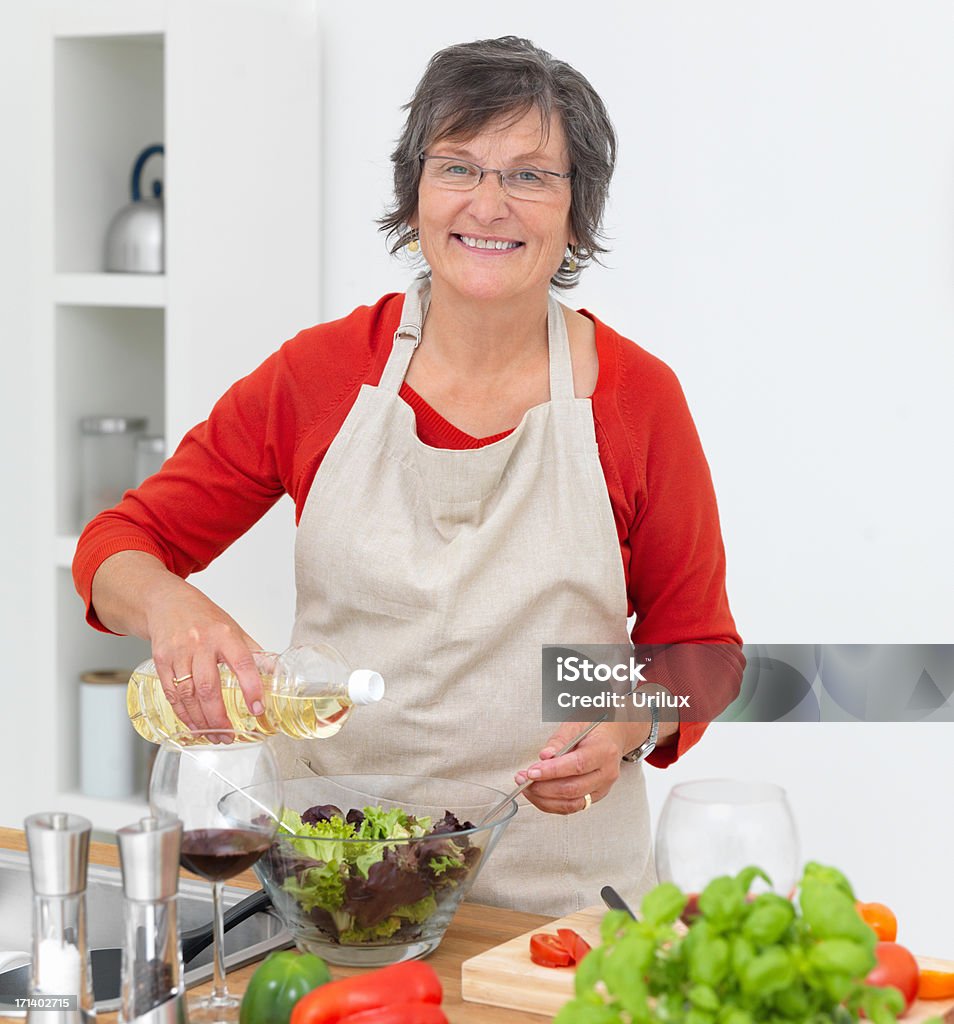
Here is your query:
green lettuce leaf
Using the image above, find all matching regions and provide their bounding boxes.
[428,854,465,876]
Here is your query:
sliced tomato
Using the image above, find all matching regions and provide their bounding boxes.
[529,932,572,968]
[557,928,592,965]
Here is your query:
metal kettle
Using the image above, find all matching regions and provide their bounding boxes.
[105,144,164,273]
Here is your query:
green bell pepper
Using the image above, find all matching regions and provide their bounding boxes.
[240,950,332,1024]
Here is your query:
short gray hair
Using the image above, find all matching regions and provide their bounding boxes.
[378,36,617,289]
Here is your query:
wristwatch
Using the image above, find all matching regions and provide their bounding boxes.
[621,702,659,764]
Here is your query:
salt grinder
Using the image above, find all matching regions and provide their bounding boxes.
[116,816,187,1024]
[24,811,95,1024]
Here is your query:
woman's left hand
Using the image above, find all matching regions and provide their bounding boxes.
[514,721,649,815]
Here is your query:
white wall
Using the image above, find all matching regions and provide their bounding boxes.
[1,0,952,955]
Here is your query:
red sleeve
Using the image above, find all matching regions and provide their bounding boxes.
[589,315,742,768]
[72,295,401,632]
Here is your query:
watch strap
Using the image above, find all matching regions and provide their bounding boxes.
[621,702,659,764]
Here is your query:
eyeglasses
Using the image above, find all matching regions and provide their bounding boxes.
[419,154,573,202]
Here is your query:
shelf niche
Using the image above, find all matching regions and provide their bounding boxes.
[55,304,165,537]
[55,33,164,274]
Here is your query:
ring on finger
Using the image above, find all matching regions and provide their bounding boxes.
[172,673,193,686]
[580,792,592,812]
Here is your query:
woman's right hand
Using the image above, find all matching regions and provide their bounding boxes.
[91,551,264,732]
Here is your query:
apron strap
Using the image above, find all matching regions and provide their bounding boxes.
[379,278,575,400]
[546,292,575,401]
[379,276,431,394]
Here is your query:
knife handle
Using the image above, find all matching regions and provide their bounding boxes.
[600,884,637,920]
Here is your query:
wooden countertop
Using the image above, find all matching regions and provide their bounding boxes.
[0,826,554,1023]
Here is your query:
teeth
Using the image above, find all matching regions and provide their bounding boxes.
[459,235,520,250]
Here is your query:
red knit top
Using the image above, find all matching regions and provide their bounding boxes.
[73,293,741,766]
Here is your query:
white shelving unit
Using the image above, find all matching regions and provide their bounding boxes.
[22,0,319,833]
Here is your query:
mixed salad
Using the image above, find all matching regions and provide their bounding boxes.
[267,802,482,945]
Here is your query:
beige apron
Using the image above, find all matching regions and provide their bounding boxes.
[274,277,655,915]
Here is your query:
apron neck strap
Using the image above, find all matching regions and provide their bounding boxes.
[545,291,574,400]
[379,276,430,393]
[380,277,575,401]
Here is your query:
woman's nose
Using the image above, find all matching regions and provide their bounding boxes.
[466,172,510,219]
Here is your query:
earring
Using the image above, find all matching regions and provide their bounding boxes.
[565,244,578,273]
[407,229,420,254]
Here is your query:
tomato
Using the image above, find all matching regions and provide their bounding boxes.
[917,958,954,1000]
[865,941,919,1012]
[529,929,593,968]
[529,932,572,968]
[855,901,898,942]
[557,928,592,965]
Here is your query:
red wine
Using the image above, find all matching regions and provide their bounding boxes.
[180,828,271,881]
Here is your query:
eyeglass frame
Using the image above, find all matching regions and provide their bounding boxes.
[418,153,574,198]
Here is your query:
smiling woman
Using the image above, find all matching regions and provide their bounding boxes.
[73,35,742,918]
[411,107,576,312]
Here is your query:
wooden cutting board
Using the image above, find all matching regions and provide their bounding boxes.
[461,905,954,1021]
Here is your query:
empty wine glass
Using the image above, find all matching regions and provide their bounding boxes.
[655,779,800,919]
[149,730,282,1024]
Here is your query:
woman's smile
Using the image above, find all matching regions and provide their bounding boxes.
[453,233,523,252]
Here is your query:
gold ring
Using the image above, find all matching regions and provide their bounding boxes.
[581,793,592,812]
[172,673,193,685]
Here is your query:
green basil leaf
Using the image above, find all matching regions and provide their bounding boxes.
[821,971,855,1003]
[773,981,811,1018]
[613,932,656,975]
[872,984,905,1015]
[688,935,730,986]
[554,998,624,1024]
[688,984,720,1012]
[719,1010,754,1024]
[602,945,649,1014]
[698,876,747,929]
[574,945,605,995]
[685,1010,717,1024]
[641,882,688,926]
[741,894,795,947]
[807,938,875,976]
[730,934,755,974]
[741,946,795,998]
[861,987,900,1024]
[800,879,876,946]
[801,862,856,900]
[735,865,772,894]
[600,909,633,944]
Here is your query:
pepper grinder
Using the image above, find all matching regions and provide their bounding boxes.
[116,816,187,1024]
[24,811,95,1024]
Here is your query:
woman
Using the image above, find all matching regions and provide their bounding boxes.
[74,36,741,915]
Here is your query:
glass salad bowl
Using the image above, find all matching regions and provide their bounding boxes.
[253,773,517,966]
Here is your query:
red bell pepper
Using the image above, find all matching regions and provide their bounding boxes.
[338,1003,448,1024]
[289,961,442,1024]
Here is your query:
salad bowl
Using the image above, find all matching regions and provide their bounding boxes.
[253,773,518,966]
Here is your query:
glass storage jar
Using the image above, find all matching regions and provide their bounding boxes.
[79,415,147,527]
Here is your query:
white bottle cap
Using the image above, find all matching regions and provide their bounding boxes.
[347,669,385,705]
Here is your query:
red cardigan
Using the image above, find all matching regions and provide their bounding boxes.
[73,293,741,766]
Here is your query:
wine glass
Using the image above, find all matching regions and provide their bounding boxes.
[655,779,800,919]
[149,730,282,1024]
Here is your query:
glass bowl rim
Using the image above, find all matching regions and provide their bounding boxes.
[271,771,519,844]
